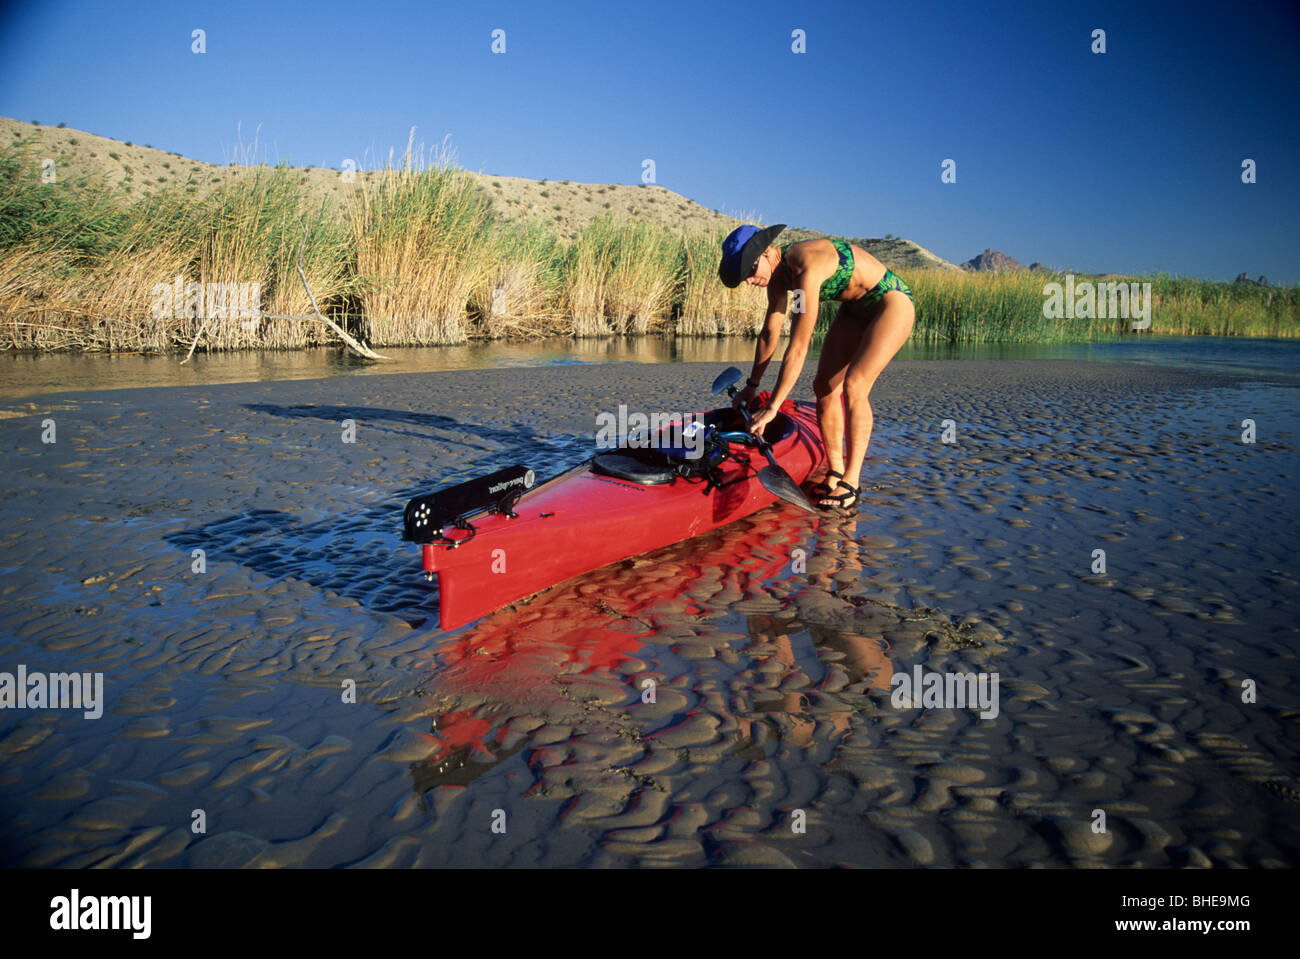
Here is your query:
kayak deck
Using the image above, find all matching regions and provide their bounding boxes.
[410,398,825,629]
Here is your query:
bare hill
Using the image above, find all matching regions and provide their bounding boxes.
[1,117,737,241]
[1,116,960,266]
[779,227,960,274]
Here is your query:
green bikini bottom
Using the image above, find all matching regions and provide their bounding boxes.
[858,268,913,309]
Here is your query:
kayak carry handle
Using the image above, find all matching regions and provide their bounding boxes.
[403,464,536,544]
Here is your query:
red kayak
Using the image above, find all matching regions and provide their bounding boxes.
[403,376,826,630]
[412,506,816,782]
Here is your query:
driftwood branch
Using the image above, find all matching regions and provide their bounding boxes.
[180,228,392,364]
[296,228,390,361]
[179,316,213,365]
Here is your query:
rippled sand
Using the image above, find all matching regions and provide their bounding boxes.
[0,359,1296,868]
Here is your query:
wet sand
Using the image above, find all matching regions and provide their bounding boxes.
[0,359,1297,868]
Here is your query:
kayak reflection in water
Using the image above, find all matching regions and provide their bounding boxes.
[718,224,915,514]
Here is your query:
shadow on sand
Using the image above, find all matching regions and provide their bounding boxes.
[165,403,591,627]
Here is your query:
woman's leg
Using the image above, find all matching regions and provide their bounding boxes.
[841,291,915,490]
[811,308,865,481]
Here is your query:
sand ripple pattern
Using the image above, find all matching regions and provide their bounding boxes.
[0,361,1296,867]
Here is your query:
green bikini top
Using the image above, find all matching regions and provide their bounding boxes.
[780,238,855,300]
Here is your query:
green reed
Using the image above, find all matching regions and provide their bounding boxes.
[2,137,1296,352]
[908,270,1299,343]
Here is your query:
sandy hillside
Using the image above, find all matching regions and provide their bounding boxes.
[1,116,959,270]
[780,227,960,273]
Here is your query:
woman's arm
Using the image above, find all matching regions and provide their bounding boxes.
[767,284,819,408]
[734,284,787,409]
[747,284,818,435]
[743,241,833,432]
[750,286,788,380]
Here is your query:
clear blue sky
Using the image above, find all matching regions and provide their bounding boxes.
[2,0,1297,282]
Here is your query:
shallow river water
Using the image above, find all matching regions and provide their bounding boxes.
[0,338,1296,867]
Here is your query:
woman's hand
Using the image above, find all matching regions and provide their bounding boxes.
[749,404,778,438]
[732,383,757,411]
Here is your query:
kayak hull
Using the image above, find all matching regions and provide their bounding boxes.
[417,398,825,629]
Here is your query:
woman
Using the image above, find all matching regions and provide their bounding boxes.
[718,223,915,512]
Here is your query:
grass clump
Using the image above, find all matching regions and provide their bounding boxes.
[0,132,1295,353]
[348,138,498,345]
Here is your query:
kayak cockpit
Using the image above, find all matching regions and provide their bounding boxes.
[589,408,798,487]
[590,452,679,485]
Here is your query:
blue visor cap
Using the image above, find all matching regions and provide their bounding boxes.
[718,223,786,288]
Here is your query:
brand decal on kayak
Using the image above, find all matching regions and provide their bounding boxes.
[487,470,534,495]
[594,406,705,459]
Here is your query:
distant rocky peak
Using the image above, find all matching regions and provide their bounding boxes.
[961,249,1023,272]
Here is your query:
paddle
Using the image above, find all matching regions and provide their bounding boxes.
[710,367,818,514]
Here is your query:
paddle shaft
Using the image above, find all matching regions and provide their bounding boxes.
[728,391,817,513]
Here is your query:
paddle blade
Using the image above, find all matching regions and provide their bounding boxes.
[758,465,818,513]
[711,366,744,395]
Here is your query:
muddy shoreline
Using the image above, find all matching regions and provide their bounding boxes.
[1,359,1296,867]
